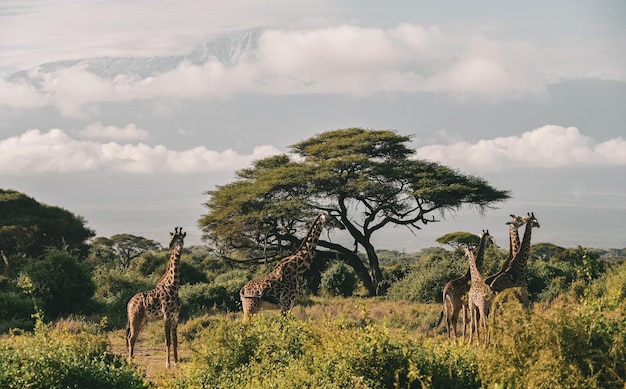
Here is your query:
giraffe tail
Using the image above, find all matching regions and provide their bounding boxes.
[125,325,130,351]
[435,310,444,328]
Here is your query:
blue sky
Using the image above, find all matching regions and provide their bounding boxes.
[1,1,625,250]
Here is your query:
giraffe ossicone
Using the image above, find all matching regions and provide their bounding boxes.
[239,211,345,320]
[126,227,186,368]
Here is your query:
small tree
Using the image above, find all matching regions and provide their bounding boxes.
[436,231,480,249]
[91,234,162,269]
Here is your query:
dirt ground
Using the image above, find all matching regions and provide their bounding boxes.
[108,326,190,387]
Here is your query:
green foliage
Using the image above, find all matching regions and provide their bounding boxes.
[92,234,162,269]
[479,288,626,389]
[319,261,357,297]
[387,248,465,303]
[0,188,94,259]
[0,291,35,332]
[0,318,147,389]
[92,266,152,328]
[22,248,96,320]
[179,269,250,318]
[436,231,480,248]
[174,314,480,389]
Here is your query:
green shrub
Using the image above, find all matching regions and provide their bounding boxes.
[387,248,465,303]
[22,248,96,319]
[0,318,147,389]
[479,289,625,388]
[179,269,249,318]
[0,291,35,332]
[319,261,357,297]
[92,266,153,328]
[173,314,480,388]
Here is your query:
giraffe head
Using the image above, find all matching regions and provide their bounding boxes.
[523,212,540,229]
[506,214,526,229]
[479,229,494,249]
[319,212,346,230]
[168,227,187,250]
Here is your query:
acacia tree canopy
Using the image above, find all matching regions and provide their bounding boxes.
[91,234,162,269]
[199,128,510,296]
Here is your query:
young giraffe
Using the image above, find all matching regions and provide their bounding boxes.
[441,230,491,340]
[240,212,345,320]
[126,227,186,368]
[484,214,527,287]
[466,230,494,346]
[489,212,540,296]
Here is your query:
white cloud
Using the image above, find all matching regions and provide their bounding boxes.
[0,129,281,175]
[1,126,624,177]
[415,125,626,172]
[80,122,149,141]
[0,78,49,109]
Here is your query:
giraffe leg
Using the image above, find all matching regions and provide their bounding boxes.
[461,304,467,339]
[172,321,178,364]
[164,319,172,369]
[450,306,459,340]
[127,305,145,362]
[468,305,477,345]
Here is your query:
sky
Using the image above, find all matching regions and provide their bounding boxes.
[1,0,625,251]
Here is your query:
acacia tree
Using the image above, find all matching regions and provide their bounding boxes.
[91,234,162,269]
[436,231,481,249]
[199,128,510,296]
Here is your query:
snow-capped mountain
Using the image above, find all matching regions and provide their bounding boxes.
[9,28,265,81]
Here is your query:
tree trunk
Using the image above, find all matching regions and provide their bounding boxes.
[363,242,385,295]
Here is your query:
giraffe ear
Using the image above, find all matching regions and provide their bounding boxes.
[182,232,187,238]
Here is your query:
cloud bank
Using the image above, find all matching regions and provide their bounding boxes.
[2,21,623,117]
[1,125,624,176]
[415,125,626,172]
[0,129,280,175]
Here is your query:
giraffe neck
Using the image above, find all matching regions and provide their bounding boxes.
[157,245,182,290]
[474,233,490,272]
[289,213,325,268]
[509,224,522,260]
[507,223,534,275]
[464,246,484,283]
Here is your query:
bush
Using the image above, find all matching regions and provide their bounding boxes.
[319,261,357,297]
[0,291,35,332]
[0,318,147,389]
[92,266,153,328]
[387,248,465,303]
[173,314,480,388]
[22,249,96,319]
[179,268,250,318]
[479,289,626,388]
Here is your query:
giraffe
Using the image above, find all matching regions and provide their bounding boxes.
[466,230,494,345]
[489,212,540,296]
[240,211,345,320]
[484,214,527,287]
[441,229,492,340]
[126,227,186,368]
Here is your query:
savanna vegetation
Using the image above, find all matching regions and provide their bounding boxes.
[1,129,625,388]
